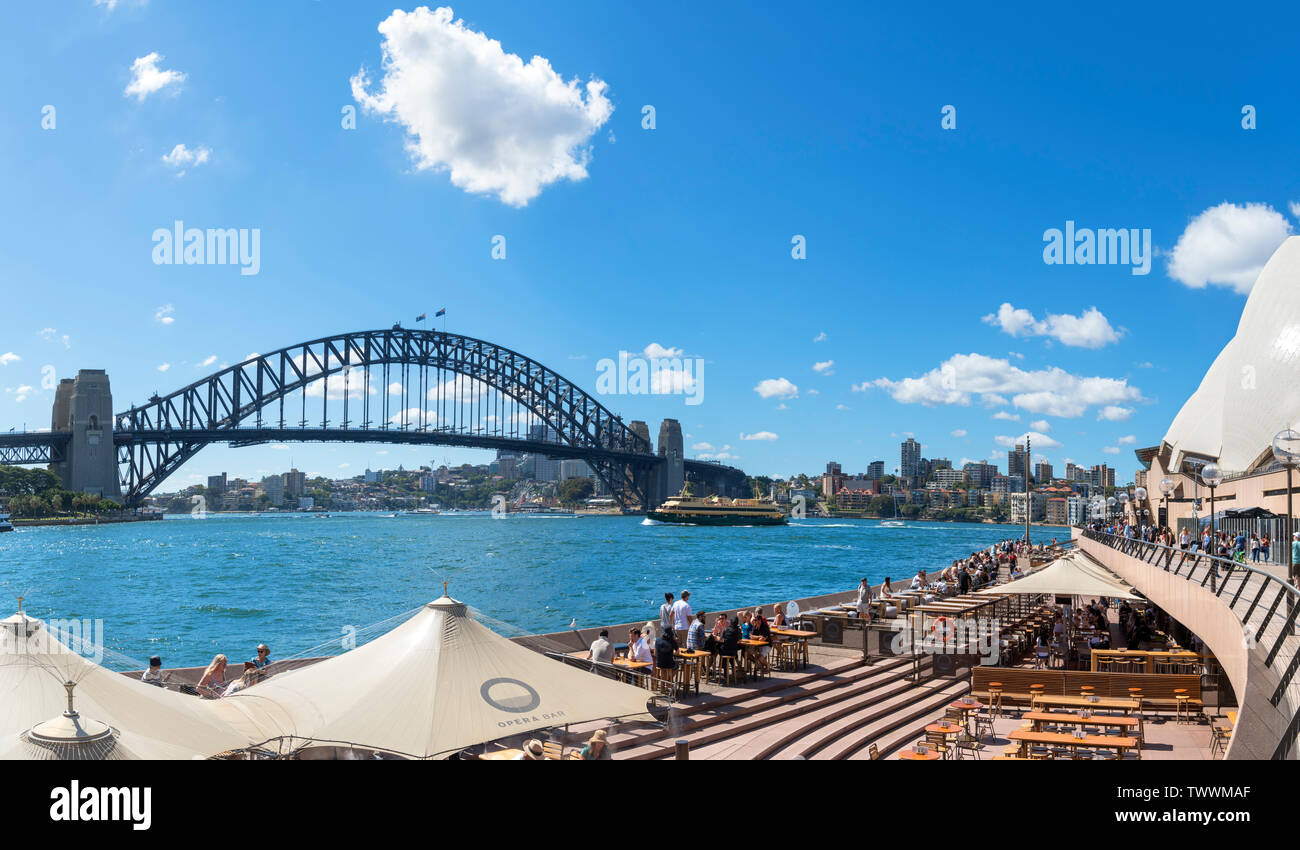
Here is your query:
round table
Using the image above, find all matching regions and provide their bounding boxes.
[899,749,943,760]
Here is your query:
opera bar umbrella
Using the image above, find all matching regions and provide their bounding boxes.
[0,611,252,760]
[213,593,656,758]
[977,552,1140,600]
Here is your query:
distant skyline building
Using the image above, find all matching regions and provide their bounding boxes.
[1008,443,1028,480]
[1034,461,1053,483]
[900,438,921,484]
[283,468,306,498]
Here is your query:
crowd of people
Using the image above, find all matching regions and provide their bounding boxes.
[149,642,275,698]
[1094,518,1300,565]
[589,589,794,679]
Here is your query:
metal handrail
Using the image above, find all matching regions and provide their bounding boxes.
[1080,528,1300,758]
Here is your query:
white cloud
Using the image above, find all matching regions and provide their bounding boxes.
[982,303,1121,349]
[125,52,186,101]
[1030,419,1050,432]
[740,431,778,441]
[995,430,1062,449]
[992,411,1020,421]
[1102,446,1121,455]
[199,355,217,367]
[1117,435,1137,445]
[754,378,798,399]
[157,363,170,372]
[813,331,827,343]
[691,442,715,452]
[387,382,404,395]
[161,143,211,175]
[868,353,1141,418]
[351,6,613,207]
[643,343,683,359]
[0,353,19,366]
[835,403,849,410]
[154,304,175,325]
[950,429,967,437]
[1097,405,1133,422]
[95,0,119,9]
[812,360,835,375]
[1167,202,1293,293]
[11,385,34,402]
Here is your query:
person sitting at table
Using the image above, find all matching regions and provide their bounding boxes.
[654,629,677,679]
[719,617,741,658]
[878,577,894,599]
[590,629,615,668]
[711,613,728,640]
[195,654,229,699]
[515,739,545,760]
[739,609,753,640]
[750,610,772,674]
[909,569,926,590]
[771,604,787,628]
[628,628,653,665]
[688,612,708,651]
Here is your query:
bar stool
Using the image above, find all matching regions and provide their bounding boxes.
[1127,687,1144,742]
[714,655,740,686]
[1173,688,1191,724]
[1110,657,1131,674]
[1028,683,1045,710]
[987,682,1004,717]
[1080,685,1095,698]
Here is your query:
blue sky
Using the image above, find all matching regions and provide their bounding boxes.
[3,1,1300,487]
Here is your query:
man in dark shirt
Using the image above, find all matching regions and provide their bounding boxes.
[654,629,677,673]
[958,567,972,594]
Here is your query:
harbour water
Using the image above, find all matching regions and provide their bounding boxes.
[1,513,1069,670]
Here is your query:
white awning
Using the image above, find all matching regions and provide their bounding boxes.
[0,613,251,760]
[212,595,655,758]
[978,552,1140,600]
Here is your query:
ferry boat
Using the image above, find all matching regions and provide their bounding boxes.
[0,505,13,533]
[647,494,787,526]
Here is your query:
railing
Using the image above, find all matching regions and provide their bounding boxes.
[1081,529,1300,758]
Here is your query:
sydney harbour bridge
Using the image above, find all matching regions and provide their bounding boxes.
[0,328,749,510]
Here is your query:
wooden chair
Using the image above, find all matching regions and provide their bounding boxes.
[954,731,985,760]
[1210,724,1232,757]
[924,731,951,760]
[542,741,564,760]
[867,743,880,760]
[713,655,740,686]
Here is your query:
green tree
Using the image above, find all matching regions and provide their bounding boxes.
[557,477,595,505]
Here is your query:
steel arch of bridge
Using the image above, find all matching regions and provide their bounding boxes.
[114,328,656,508]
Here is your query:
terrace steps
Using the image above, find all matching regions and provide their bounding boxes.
[612,656,917,760]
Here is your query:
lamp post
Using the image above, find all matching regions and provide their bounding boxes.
[1024,437,1031,545]
[1201,462,1224,554]
[1272,429,1300,587]
[1159,477,1175,532]
[1106,495,1117,525]
[1134,486,1147,536]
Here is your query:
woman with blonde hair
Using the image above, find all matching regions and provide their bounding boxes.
[196,654,228,699]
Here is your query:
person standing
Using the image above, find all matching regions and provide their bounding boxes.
[855,577,873,623]
[658,592,675,636]
[687,612,708,651]
[670,590,693,646]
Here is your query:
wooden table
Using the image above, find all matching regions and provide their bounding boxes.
[771,628,814,669]
[1024,711,1139,733]
[1090,649,1205,674]
[739,639,768,677]
[480,748,524,760]
[925,722,963,736]
[898,748,943,760]
[1008,729,1138,758]
[1034,695,1140,714]
[675,649,709,694]
[612,657,653,686]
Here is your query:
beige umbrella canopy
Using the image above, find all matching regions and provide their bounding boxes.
[978,552,1139,600]
[0,611,251,760]
[213,593,655,757]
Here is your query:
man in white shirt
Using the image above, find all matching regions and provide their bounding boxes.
[628,628,653,664]
[670,590,693,646]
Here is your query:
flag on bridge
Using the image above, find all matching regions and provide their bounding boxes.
[435,308,446,317]
[416,313,426,322]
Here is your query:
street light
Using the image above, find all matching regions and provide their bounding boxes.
[1272,429,1300,586]
[1134,486,1147,533]
[1202,462,1224,553]
[1159,477,1175,531]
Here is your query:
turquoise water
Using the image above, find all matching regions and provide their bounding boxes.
[0,514,1069,670]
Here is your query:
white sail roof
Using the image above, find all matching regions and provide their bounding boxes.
[0,612,251,760]
[977,552,1139,600]
[213,595,653,757]
[1162,235,1300,474]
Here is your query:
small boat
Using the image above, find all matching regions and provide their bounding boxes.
[0,506,12,533]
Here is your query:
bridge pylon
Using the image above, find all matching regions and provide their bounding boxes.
[49,370,122,502]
